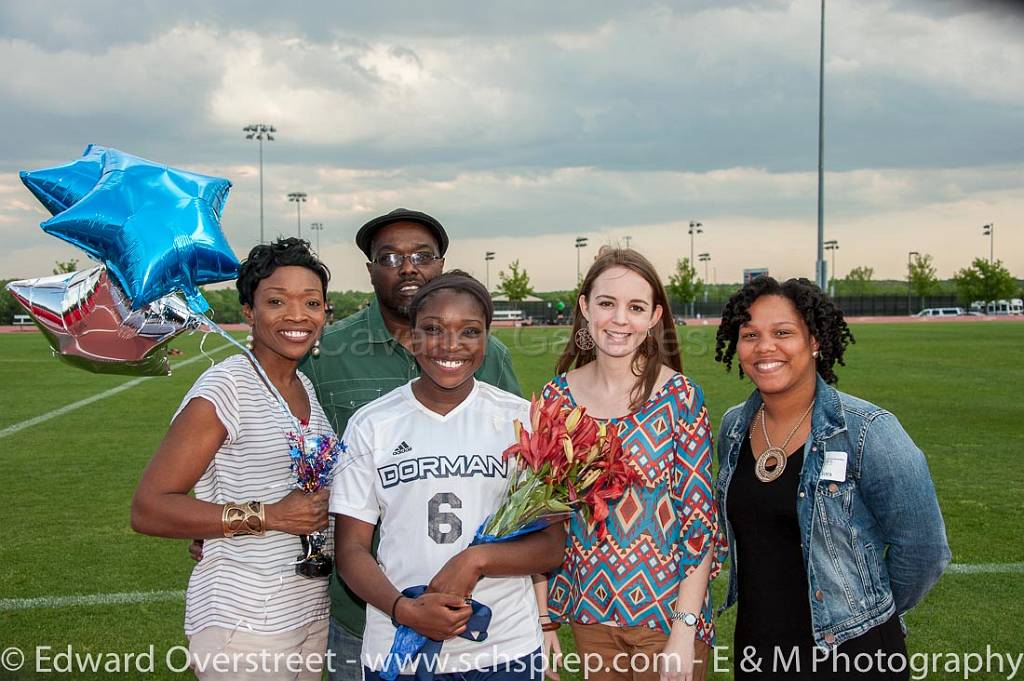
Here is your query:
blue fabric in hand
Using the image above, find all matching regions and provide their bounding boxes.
[380,585,492,681]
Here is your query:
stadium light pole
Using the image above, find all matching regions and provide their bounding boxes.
[310,222,324,253]
[485,251,496,292]
[288,192,307,238]
[688,221,703,316]
[982,223,994,263]
[815,0,827,290]
[243,123,275,244]
[575,237,588,285]
[699,253,711,303]
[623,235,632,249]
[907,250,919,315]
[824,240,839,296]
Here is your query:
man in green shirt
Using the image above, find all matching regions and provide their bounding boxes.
[300,208,521,681]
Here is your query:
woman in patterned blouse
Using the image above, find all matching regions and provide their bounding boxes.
[535,248,727,681]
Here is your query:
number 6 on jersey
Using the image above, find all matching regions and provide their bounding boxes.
[427,492,462,544]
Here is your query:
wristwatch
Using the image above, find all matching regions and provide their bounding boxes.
[669,609,698,626]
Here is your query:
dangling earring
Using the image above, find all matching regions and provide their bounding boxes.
[812,350,820,359]
[574,327,596,351]
[245,332,254,351]
[311,338,321,358]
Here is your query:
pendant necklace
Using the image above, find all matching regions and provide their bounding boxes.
[753,401,814,483]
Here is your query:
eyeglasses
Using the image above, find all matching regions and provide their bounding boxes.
[373,252,441,268]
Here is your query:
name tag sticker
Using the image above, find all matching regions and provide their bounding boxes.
[820,451,848,482]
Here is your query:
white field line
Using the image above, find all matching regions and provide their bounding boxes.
[2,563,1023,611]
[0,590,185,611]
[0,345,233,440]
[946,562,1024,575]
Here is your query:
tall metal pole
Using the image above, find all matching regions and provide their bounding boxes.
[983,223,994,263]
[485,251,495,292]
[816,0,827,289]
[688,221,703,317]
[624,235,632,249]
[244,123,275,244]
[907,250,919,315]
[824,239,838,296]
[310,222,323,252]
[575,237,588,285]
[831,247,836,293]
[699,253,711,304]
[258,136,264,244]
[288,192,307,238]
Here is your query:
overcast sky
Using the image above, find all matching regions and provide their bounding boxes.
[1,0,1021,292]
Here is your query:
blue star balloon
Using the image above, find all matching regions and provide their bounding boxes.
[20,144,107,216]
[38,148,238,313]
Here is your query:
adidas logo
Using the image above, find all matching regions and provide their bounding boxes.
[392,441,412,456]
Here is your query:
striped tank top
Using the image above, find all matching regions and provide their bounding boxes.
[173,353,335,636]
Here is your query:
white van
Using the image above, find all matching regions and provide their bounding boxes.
[493,309,532,326]
[493,309,525,322]
[970,300,1021,315]
[914,308,964,318]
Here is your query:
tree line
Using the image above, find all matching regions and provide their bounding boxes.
[1,255,1021,325]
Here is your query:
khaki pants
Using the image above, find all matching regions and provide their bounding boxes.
[188,619,329,680]
[570,622,710,681]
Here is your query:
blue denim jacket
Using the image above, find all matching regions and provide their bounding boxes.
[715,375,951,649]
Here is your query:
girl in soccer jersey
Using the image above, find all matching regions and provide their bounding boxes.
[536,248,727,681]
[332,271,566,681]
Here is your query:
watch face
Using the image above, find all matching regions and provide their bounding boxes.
[684,613,698,626]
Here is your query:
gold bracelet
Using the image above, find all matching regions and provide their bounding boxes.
[222,501,265,537]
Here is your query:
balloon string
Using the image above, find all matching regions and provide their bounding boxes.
[196,323,218,369]
[198,314,302,436]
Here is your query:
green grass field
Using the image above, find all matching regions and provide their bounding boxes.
[1,322,1022,679]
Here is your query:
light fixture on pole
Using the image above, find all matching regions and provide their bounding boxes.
[698,253,711,303]
[287,192,307,238]
[310,222,324,253]
[575,237,589,285]
[907,250,920,315]
[688,221,703,267]
[982,223,994,263]
[243,123,275,244]
[688,221,703,316]
[824,240,839,296]
[623,235,632,250]
[484,251,496,292]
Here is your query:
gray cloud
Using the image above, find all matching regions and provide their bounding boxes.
[0,0,1021,285]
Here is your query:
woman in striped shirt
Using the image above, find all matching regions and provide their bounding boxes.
[132,237,335,680]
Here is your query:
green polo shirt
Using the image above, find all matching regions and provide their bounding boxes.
[299,297,521,637]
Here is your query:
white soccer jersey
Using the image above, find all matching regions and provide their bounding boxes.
[330,379,541,673]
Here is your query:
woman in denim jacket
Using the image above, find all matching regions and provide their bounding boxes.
[713,277,950,680]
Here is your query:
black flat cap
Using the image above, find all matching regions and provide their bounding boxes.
[355,208,449,260]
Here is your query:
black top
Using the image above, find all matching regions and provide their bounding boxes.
[727,437,907,680]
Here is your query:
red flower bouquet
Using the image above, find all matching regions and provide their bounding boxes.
[478,397,638,542]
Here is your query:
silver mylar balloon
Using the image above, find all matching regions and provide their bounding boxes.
[5,266,202,376]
